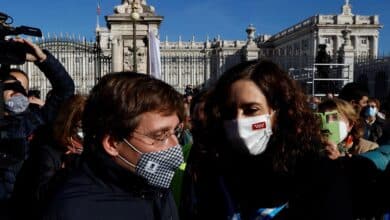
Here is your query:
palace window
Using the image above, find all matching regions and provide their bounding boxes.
[279,48,284,56]
[301,39,308,50]
[361,38,368,45]
[287,46,292,55]
[294,43,300,55]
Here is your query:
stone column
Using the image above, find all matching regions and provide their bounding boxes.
[205,51,210,82]
[372,35,378,58]
[312,31,318,65]
[112,36,123,72]
[341,28,354,84]
[178,54,182,91]
[243,24,260,61]
[333,36,338,61]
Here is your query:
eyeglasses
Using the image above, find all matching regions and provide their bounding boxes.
[131,126,183,146]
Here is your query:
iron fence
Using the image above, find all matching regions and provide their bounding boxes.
[16,37,111,99]
[13,37,390,100]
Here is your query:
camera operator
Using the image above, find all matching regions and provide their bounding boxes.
[0,38,74,214]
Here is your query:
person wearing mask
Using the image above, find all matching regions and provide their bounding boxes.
[0,38,74,218]
[181,60,354,220]
[317,98,378,157]
[317,98,390,219]
[362,98,384,143]
[308,95,321,111]
[42,72,183,220]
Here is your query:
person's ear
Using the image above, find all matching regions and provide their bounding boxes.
[102,134,120,156]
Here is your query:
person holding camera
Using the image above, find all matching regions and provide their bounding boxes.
[0,38,74,215]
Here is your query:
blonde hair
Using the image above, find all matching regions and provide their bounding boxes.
[318,98,363,143]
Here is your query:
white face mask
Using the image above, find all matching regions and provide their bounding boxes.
[336,121,349,144]
[223,114,273,155]
[317,111,350,145]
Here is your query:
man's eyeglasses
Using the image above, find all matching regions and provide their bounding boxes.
[132,126,183,146]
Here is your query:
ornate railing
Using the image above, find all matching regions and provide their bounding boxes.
[16,37,111,99]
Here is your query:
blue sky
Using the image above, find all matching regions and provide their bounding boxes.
[2,0,390,55]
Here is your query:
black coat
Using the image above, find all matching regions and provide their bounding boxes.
[363,119,384,143]
[11,139,81,219]
[378,121,390,145]
[41,151,179,220]
[181,147,354,220]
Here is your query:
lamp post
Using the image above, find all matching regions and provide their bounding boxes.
[130,0,140,72]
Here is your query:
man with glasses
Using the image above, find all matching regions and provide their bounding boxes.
[42,72,184,220]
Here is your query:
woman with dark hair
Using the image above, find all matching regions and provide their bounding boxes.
[11,94,86,219]
[181,60,353,220]
[52,95,86,155]
[362,98,385,143]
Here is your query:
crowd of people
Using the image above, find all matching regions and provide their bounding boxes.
[0,38,390,220]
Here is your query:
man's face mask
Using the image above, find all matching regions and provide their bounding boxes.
[309,102,318,111]
[223,114,273,155]
[118,139,184,188]
[5,94,29,114]
[316,111,349,144]
[365,106,378,117]
[3,81,29,114]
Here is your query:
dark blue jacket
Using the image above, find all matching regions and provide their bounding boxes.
[42,151,179,220]
[0,50,75,201]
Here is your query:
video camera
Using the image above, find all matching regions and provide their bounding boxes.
[0,12,42,119]
[0,12,42,65]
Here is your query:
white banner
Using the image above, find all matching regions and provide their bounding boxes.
[148,29,161,79]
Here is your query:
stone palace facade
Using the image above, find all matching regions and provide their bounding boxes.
[18,0,386,98]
